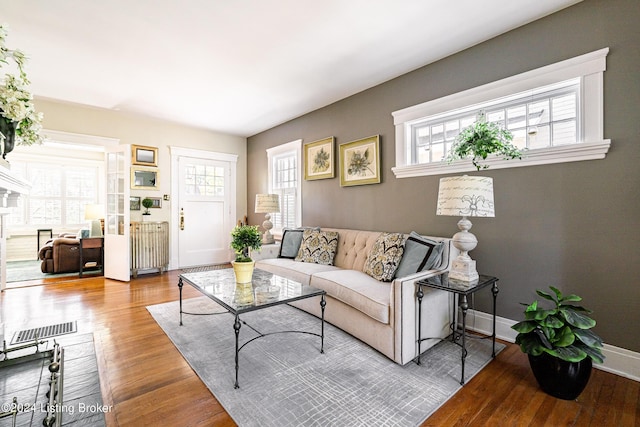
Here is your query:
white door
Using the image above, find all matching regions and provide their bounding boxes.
[104,144,131,281]
[177,155,234,267]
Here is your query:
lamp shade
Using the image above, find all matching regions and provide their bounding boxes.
[436,176,494,218]
[255,194,280,214]
[84,204,104,220]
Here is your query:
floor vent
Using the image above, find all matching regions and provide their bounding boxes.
[11,321,77,345]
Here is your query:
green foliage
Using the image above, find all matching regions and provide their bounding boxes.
[141,197,154,214]
[230,225,262,262]
[511,286,605,363]
[446,112,523,170]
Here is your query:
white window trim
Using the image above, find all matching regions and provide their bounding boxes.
[266,139,302,237]
[392,48,611,178]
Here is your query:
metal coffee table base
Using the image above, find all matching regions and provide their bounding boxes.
[178,275,326,389]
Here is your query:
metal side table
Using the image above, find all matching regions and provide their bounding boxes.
[415,273,499,385]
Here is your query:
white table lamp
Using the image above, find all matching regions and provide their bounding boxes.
[255,194,280,244]
[84,204,104,237]
[436,176,494,283]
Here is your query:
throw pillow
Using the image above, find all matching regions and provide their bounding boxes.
[278,227,321,259]
[363,232,405,282]
[394,232,444,278]
[278,228,305,259]
[295,229,339,265]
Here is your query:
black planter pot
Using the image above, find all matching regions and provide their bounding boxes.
[0,114,17,159]
[528,353,592,400]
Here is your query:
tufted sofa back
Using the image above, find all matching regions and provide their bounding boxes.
[322,228,382,272]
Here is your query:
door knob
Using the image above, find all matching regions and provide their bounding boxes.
[180,208,185,230]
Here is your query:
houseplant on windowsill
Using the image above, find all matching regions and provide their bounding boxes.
[446,111,523,170]
[0,24,44,160]
[230,224,262,283]
[511,286,605,400]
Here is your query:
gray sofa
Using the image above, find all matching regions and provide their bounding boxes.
[255,227,458,365]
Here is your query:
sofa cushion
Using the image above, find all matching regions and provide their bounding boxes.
[310,269,391,324]
[295,229,339,265]
[255,259,339,286]
[363,232,405,281]
[394,232,444,278]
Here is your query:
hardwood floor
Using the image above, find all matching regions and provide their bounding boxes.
[1,272,638,426]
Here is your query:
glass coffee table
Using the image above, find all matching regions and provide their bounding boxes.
[178,268,326,388]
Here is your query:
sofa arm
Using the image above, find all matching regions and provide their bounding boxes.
[251,243,281,261]
[392,269,453,365]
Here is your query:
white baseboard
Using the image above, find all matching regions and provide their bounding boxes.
[465,309,640,382]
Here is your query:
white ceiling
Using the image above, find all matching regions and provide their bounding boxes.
[1,0,581,137]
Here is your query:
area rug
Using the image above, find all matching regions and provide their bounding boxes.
[6,260,99,283]
[147,297,503,427]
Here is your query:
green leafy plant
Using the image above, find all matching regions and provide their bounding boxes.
[230,225,262,262]
[141,197,154,215]
[511,286,604,363]
[446,112,523,170]
[0,24,44,147]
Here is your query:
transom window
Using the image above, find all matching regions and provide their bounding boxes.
[392,48,610,177]
[410,79,580,165]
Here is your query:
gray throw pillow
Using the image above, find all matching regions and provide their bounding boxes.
[394,232,444,278]
[278,228,305,259]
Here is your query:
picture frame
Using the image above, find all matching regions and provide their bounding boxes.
[130,196,141,211]
[304,137,335,180]
[131,167,159,190]
[339,135,381,187]
[132,145,158,167]
[147,197,162,208]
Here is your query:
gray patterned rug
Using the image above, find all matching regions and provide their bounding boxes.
[147,297,503,427]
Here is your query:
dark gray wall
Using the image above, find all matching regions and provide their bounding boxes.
[247,0,640,352]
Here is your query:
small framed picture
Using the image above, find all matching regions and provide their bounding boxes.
[148,197,162,208]
[130,196,141,211]
[339,135,381,187]
[304,137,334,180]
[132,145,158,167]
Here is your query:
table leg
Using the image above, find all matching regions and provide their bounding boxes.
[491,281,499,357]
[234,314,241,389]
[459,294,469,385]
[178,278,183,326]
[320,294,326,354]
[416,284,424,365]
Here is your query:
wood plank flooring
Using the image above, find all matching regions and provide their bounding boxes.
[1,271,638,426]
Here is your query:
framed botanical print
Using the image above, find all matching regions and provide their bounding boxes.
[132,145,158,167]
[130,196,141,211]
[304,137,334,180]
[339,135,380,187]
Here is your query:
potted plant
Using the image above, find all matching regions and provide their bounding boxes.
[446,111,523,170]
[230,224,262,283]
[0,24,45,159]
[511,286,605,400]
[141,198,154,216]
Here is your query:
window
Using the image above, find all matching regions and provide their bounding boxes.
[8,160,102,228]
[267,140,302,235]
[392,48,610,177]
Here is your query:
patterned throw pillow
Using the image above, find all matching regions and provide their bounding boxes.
[363,233,405,282]
[295,229,339,265]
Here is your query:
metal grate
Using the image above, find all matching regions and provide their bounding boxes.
[10,321,77,345]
